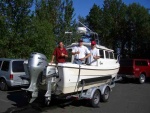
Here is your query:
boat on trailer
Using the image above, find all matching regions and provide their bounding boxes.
[23,23,120,107]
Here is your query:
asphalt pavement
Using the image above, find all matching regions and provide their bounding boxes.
[0,79,150,113]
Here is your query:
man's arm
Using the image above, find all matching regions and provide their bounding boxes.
[72,51,79,55]
[80,46,91,61]
[72,47,80,55]
[93,55,100,60]
[80,53,91,61]
[85,53,91,59]
[61,49,68,58]
[50,55,55,63]
[93,49,100,60]
[61,53,68,57]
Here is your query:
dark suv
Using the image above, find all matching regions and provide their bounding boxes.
[118,59,150,84]
[0,58,29,91]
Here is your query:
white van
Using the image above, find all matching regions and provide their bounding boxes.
[0,58,29,91]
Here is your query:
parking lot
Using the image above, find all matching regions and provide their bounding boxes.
[0,80,150,113]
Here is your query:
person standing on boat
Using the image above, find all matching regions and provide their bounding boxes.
[50,41,68,64]
[72,39,91,64]
[89,41,100,65]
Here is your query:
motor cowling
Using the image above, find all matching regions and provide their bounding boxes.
[26,52,48,92]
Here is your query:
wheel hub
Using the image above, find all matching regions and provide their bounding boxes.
[94,92,100,104]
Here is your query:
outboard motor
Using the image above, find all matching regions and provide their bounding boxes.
[23,52,48,103]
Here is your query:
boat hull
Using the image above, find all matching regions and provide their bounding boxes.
[53,63,119,94]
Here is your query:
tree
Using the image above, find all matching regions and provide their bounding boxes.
[86,0,127,52]
[86,4,103,35]
[126,3,150,58]
[34,0,59,59]
[57,0,76,45]
[0,0,33,58]
[102,0,127,51]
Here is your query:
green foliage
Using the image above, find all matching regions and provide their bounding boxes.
[0,0,33,58]
[57,0,77,45]
[0,0,150,59]
[0,0,75,59]
[31,19,55,60]
[86,0,150,58]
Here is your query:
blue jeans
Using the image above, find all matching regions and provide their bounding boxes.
[73,59,85,64]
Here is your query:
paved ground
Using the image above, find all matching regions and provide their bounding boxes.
[0,79,150,113]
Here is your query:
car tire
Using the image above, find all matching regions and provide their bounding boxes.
[139,74,146,84]
[101,86,110,102]
[0,79,8,91]
[90,89,100,107]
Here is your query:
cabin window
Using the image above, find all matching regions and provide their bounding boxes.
[110,52,114,59]
[99,50,104,58]
[105,51,109,59]
[66,49,72,62]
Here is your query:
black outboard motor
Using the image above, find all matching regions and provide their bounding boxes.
[23,52,48,103]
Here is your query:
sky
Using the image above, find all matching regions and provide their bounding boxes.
[73,0,150,19]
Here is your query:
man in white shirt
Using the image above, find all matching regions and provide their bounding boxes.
[72,39,91,64]
[88,41,100,66]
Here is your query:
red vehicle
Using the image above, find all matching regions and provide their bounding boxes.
[118,59,150,83]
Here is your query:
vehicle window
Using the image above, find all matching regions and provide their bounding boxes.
[141,61,148,66]
[135,61,148,66]
[135,61,141,66]
[120,60,133,66]
[110,52,114,59]
[105,51,109,59]
[1,61,10,71]
[12,61,25,72]
[0,61,2,68]
[66,49,72,62]
[99,50,104,58]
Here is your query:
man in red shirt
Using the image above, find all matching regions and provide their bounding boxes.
[50,41,68,63]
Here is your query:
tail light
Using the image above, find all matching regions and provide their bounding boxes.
[10,74,13,80]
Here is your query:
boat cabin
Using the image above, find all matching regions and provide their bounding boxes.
[66,42,116,66]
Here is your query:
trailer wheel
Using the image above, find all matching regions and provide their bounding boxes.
[139,74,146,84]
[24,91,32,104]
[90,89,100,107]
[45,97,51,106]
[101,86,110,102]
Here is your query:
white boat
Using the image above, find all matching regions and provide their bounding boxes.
[23,22,120,107]
[46,42,120,95]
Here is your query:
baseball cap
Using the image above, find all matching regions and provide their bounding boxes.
[78,39,83,42]
[91,41,96,45]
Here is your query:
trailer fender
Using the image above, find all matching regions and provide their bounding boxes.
[99,85,110,95]
[84,87,100,99]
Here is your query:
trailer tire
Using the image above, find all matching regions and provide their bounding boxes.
[45,97,51,106]
[90,89,100,107]
[139,74,146,84]
[101,86,110,102]
[24,91,32,104]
